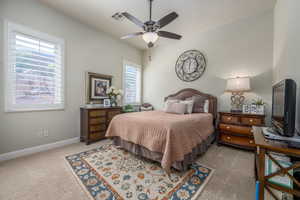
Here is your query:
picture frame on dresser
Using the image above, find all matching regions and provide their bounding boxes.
[85,72,112,104]
[103,99,111,107]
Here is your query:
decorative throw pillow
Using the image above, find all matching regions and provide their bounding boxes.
[186,95,207,113]
[165,102,187,114]
[180,100,194,114]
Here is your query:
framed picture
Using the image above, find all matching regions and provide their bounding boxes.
[251,104,258,114]
[86,72,112,104]
[242,104,251,114]
[103,99,111,107]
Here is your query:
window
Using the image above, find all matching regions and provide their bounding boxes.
[4,21,65,112]
[123,61,141,105]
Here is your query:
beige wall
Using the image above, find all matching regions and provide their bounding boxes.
[143,12,274,123]
[273,0,300,132]
[0,0,142,154]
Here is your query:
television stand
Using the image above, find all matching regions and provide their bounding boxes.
[262,127,300,149]
[253,126,300,199]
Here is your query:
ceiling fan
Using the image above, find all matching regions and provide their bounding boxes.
[120,0,182,48]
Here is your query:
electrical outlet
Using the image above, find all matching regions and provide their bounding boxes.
[43,129,49,137]
[37,129,43,137]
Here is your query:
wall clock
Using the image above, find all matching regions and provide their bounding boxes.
[175,50,206,82]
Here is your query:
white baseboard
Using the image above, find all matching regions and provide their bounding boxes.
[0,137,80,162]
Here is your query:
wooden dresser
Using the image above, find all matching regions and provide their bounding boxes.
[217,112,265,150]
[80,106,122,145]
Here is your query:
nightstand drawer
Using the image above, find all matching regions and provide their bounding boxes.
[89,110,106,117]
[89,124,106,132]
[89,132,105,140]
[89,117,106,125]
[241,117,263,126]
[219,123,252,136]
[220,133,255,147]
[221,115,239,124]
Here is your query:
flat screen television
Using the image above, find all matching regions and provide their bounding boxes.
[272,79,297,137]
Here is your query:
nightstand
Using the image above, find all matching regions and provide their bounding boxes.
[217,112,265,150]
[80,106,122,145]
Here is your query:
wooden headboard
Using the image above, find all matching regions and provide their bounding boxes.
[165,88,218,119]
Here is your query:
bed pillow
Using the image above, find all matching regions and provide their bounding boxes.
[186,95,208,113]
[163,99,179,112]
[204,100,210,113]
[180,100,194,114]
[165,102,187,114]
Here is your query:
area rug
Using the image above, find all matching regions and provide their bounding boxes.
[65,144,214,200]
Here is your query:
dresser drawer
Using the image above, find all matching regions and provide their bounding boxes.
[220,133,255,147]
[89,124,106,132]
[89,110,106,117]
[241,117,263,126]
[108,110,121,120]
[219,123,253,136]
[221,115,239,124]
[89,132,105,140]
[89,117,106,125]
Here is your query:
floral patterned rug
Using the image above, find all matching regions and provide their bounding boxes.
[66,144,214,200]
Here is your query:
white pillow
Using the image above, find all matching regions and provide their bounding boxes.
[204,100,209,113]
[165,102,187,114]
[180,100,194,114]
[163,99,179,111]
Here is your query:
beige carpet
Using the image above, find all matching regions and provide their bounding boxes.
[0,140,255,200]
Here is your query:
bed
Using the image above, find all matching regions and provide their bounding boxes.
[106,88,217,172]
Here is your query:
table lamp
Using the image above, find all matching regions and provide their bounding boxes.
[226,77,251,112]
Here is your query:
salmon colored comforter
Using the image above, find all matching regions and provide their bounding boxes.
[106,111,214,172]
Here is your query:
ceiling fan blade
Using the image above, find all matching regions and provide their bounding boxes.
[158,31,182,40]
[157,12,178,28]
[120,32,144,39]
[122,12,145,29]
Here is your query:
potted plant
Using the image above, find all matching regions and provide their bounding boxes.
[123,104,135,113]
[107,86,123,107]
[251,98,266,114]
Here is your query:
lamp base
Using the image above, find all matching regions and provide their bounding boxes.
[230,92,245,113]
[230,108,243,113]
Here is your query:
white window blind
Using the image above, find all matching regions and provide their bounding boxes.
[123,61,141,105]
[4,22,65,112]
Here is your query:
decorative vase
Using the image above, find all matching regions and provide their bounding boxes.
[110,96,118,107]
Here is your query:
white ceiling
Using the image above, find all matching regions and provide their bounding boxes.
[38,0,276,50]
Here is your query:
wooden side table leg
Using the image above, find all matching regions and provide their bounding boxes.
[258,147,265,200]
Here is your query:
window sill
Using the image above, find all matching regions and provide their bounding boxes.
[4,107,65,113]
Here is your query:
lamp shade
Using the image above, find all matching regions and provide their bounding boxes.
[226,77,251,92]
[142,32,159,43]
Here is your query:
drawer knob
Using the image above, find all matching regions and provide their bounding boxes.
[251,130,254,133]
[226,126,230,129]
[249,140,253,144]
[227,136,231,140]
[250,119,253,122]
[227,117,232,120]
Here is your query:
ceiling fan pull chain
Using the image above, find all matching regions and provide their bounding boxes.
[148,48,152,62]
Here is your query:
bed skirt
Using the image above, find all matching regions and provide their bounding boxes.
[112,132,216,171]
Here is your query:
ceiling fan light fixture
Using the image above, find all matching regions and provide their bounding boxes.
[142,32,159,44]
